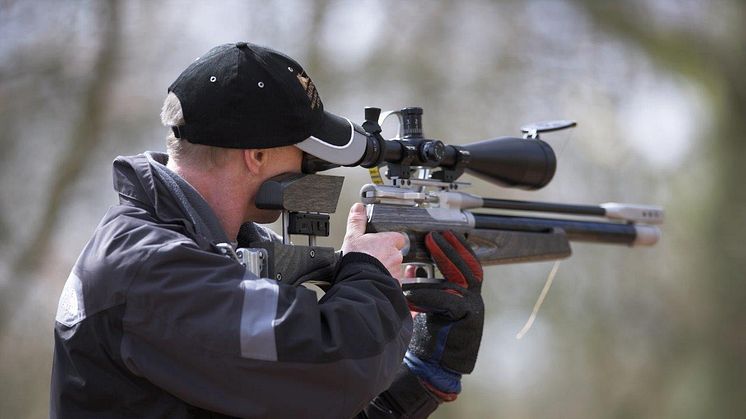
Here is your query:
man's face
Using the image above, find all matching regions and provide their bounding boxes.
[248,145,304,224]
[263,145,304,180]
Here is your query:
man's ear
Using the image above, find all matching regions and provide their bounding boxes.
[242,149,266,175]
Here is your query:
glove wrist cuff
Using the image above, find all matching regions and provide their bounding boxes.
[404,352,462,398]
[421,381,459,402]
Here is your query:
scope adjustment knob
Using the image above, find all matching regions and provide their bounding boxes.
[420,140,445,164]
[364,107,382,123]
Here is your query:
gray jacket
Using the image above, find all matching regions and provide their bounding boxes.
[50,152,413,418]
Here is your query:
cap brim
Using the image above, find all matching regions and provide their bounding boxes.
[295,111,368,165]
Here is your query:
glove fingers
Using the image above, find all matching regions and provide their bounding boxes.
[441,231,482,285]
[425,232,481,290]
[402,281,466,293]
[405,288,468,319]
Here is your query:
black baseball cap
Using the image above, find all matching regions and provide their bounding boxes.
[167,42,367,165]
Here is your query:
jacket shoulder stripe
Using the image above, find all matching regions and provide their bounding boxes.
[238,273,279,361]
[56,271,86,326]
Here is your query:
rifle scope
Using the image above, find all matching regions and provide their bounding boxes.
[302,107,557,190]
[363,107,558,189]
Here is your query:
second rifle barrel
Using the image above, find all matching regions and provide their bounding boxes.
[472,213,636,245]
[481,198,606,217]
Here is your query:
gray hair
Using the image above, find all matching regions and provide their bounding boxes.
[160,92,231,168]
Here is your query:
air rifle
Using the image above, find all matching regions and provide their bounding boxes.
[238,107,664,285]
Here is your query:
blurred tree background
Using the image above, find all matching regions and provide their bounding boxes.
[1,0,743,417]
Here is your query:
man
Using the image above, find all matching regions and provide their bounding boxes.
[50,42,484,418]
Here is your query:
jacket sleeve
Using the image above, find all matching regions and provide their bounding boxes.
[120,240,413,419]
[358,365,442,419]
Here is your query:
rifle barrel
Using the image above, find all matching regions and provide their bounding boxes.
[472,213,645,246]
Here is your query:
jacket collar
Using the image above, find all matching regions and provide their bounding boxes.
[112,151,231,246]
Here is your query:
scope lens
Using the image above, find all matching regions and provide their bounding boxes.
[461,137,556,189]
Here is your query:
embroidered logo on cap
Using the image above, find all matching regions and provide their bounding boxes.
[296,72,321,110]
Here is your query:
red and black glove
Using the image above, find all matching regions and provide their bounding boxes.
[402,231,485,399]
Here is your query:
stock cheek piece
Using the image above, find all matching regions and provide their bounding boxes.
[167,42,365,164]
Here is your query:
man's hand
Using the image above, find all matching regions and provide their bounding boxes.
[402,231,485,400]
[341,203,407,277]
